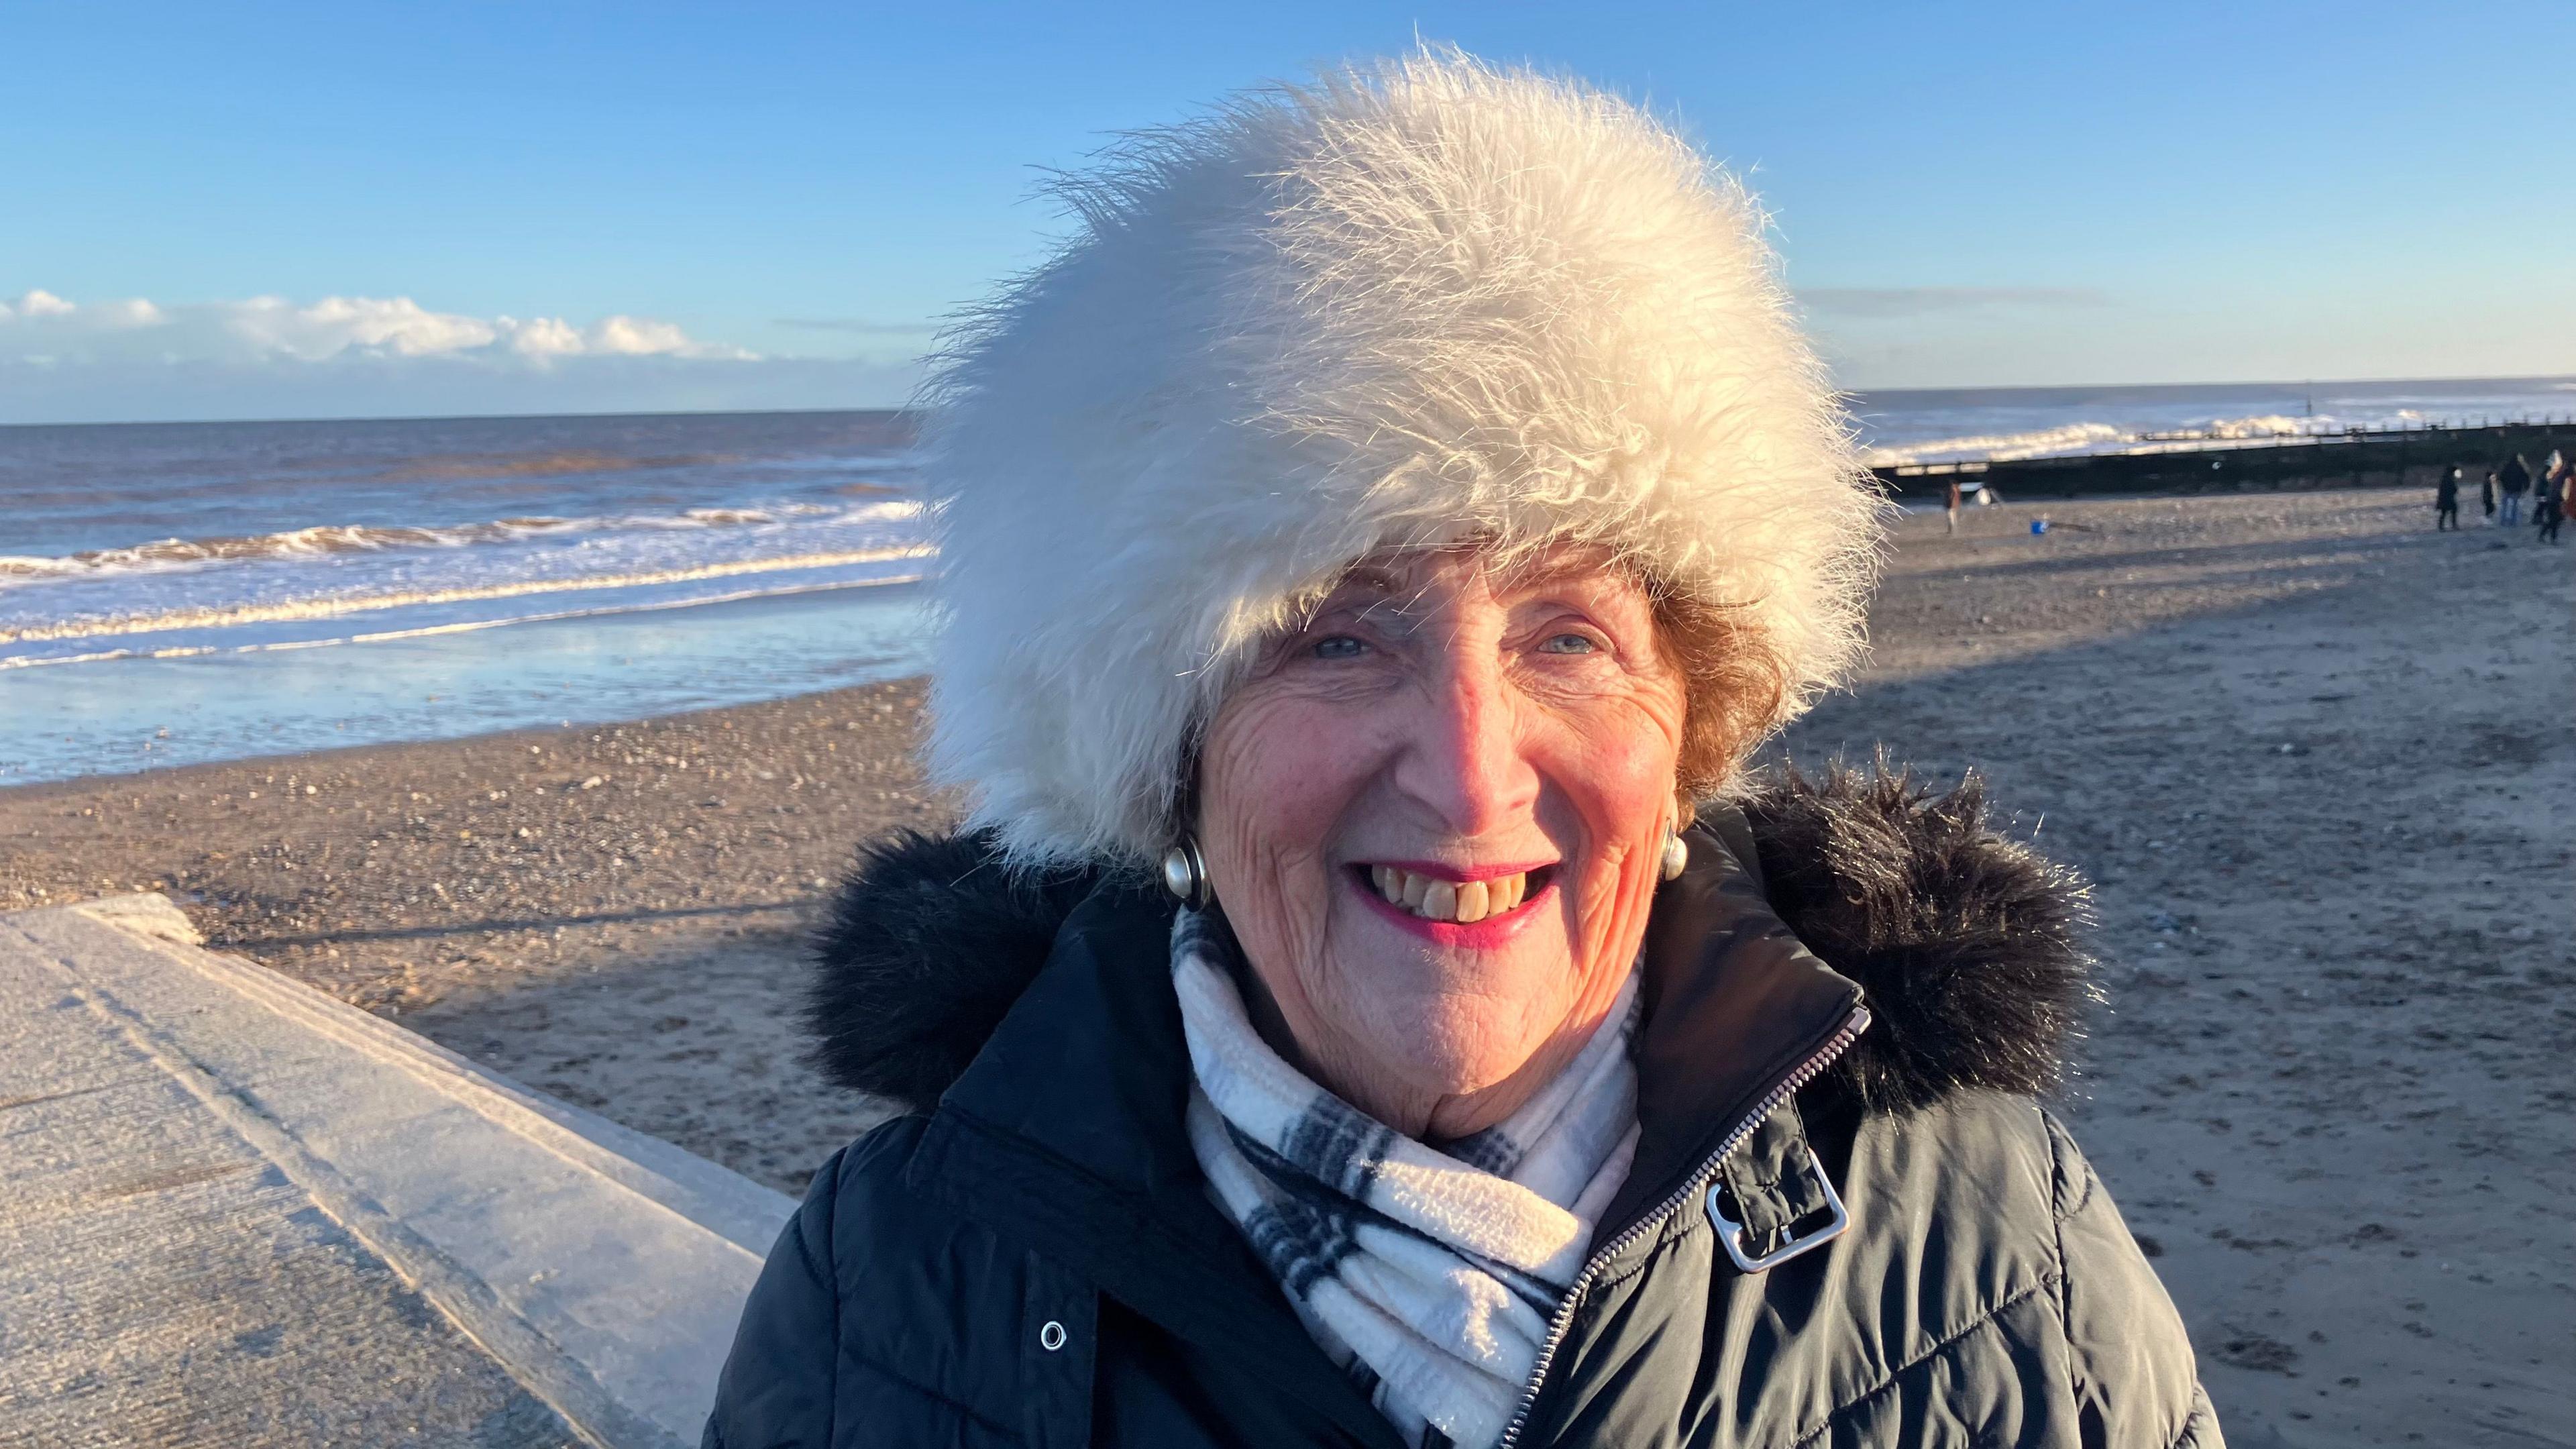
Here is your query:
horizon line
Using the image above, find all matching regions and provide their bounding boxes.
[5,370,2571,431]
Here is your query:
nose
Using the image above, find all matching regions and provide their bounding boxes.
[1386,646,1540,837]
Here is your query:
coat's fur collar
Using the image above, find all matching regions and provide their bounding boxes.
[808,765,2097,1117]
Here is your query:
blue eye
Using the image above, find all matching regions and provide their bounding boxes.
[1538,633,1597,654]
[1313,635,1367,659]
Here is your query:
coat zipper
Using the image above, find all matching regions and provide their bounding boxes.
[1492,1003,1871,1449]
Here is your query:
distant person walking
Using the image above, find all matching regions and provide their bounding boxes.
[1945,476,1962,535]
[2498,453,2532,527]
[2537,468,2565,544]
[2435,465,2461,531]
[2481,469,2498,523]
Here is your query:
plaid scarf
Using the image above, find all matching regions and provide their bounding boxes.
[1173,908,1642,1449]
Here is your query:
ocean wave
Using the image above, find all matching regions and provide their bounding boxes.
[1861,406,2518,467]
[1862,422,2127,468]
[0,571,928,672]
[2196,413,2311,438]
[0,544,936,648]
[0,499,922,584]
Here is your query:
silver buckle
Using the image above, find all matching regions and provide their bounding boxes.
[1706,1143,1850,1273]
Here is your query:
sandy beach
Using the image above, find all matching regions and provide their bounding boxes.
[3,488,2567,1445]
[0,680,942,1190]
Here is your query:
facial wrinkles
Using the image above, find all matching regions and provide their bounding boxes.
[1295,627,1547,1105]
[1444,697,1668,1135]
[1401,621,1538,842]
[1197,548,1689,1138]
[1194,722,1338,1062]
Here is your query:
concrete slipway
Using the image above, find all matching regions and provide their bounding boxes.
[0,894,796,1448]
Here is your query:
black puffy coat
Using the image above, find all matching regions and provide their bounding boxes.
[704,769,2222,1448]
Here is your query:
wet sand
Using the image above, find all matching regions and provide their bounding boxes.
[3,490,2568,1445]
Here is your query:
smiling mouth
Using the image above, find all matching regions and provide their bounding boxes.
[1356,863,1557,924]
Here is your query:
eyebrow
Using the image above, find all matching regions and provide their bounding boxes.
[1332,565,1408,597]
[1295,576,1430,645]
[1495,549,1640,595]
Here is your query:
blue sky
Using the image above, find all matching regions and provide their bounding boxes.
[6,1,2571,422]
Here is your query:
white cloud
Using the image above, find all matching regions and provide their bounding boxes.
[588,314,698,356]
[91,297,167,327]
[502,314,586,357]
[0,288,920,423]
[0,288,903,423]
[1,288,755,368]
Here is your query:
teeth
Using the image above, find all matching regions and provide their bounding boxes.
[1368,867,1536,922]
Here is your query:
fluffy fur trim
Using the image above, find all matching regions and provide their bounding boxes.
[920,47,1885,867]
[809,767,2096,1116]
[1729,763,2100,1112]
[804,830,1106,1116]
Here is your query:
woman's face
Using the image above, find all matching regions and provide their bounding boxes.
[1197,545,1690,1139]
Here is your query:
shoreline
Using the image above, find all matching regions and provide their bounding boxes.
[3,488,2569,1442]
[0,677,946,1189]
[1,559,936,793]
[1,482,2531,800]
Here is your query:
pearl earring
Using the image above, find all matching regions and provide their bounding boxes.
[1161,835,1212,906]
[1659,829,1689,881]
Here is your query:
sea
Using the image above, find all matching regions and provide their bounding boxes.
[5,376,2571,786]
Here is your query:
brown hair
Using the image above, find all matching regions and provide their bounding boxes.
[1652,583,1790,801]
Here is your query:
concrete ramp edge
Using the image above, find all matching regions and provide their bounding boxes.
[3,894,797,1449]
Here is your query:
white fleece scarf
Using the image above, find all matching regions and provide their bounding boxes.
[1173,908,1642,1449]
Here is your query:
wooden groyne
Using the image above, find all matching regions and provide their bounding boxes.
[1870,417,2576,500]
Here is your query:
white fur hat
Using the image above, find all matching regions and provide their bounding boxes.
[919,48,1883,867]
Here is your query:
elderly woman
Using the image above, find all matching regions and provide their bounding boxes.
[706,52,2219,1449]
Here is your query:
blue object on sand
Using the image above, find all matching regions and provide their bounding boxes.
[2029,518,2049,535]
